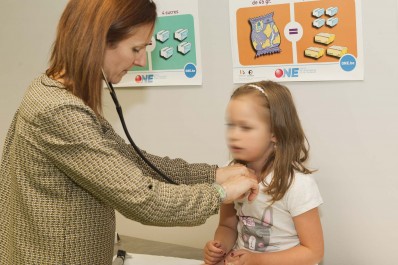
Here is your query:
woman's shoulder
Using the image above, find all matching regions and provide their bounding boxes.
[30,74,85,105]
[20,74,92,120]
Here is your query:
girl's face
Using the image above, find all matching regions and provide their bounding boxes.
[226,95,276,172]
[103,23,153,84]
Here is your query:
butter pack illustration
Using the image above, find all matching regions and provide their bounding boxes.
[327,45,348,58]
[312,8,325,18]
[305,47,325,59]
[160,46,174,59]
[312,6,338,29]
[307,5,346,61]
[156,30,170,43]
[326,17,339,27]
[174,29,188,41]
[314,33,335,45]
[177,42,191,55]
[313,18,325,28]
[326,7,338,17]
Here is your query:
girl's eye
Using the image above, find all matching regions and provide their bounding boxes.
[241,126,252,131]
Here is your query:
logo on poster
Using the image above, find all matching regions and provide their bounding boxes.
[184,63,197,78]
[135,75,154,83]
[275,68,299,78]
[339,54,356,72]
[239,70,254,76]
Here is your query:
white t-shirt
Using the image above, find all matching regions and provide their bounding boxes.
[234,171,323,253]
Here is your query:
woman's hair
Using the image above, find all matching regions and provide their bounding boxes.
[231,80,314,202]
[46,0,157,115]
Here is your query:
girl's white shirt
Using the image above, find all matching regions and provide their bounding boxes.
[234,171,323,253]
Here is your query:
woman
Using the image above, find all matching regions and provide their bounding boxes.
[0,0,258,264]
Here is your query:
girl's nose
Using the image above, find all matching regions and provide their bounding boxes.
[227,127,239,140]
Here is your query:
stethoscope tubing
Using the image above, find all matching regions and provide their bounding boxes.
[102,70,178,185]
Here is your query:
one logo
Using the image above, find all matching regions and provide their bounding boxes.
[135,75,142,83]
[135,74,154,83]
[274,68,299,78]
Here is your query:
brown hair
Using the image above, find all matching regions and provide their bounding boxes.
[46,0,157,115]
[231,80,314,202]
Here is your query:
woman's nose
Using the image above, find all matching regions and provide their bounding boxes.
[133,51,147,67]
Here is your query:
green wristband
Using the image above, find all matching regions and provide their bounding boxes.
[213,183,227,203]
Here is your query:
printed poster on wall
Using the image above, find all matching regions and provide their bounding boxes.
[116,0,202,87]
[229,0,364,83]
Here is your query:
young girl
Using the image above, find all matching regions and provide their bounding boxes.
[203,81,324,265]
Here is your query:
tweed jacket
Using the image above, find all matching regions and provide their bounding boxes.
[0,74,220,264]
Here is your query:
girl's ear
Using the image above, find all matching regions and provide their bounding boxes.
[271,134,277,144]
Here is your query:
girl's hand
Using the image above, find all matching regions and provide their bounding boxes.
[224,249,258,265]
[203,240,226,265]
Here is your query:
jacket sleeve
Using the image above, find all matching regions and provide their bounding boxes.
[34,103,221,227]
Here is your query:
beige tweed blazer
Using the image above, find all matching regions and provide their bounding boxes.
[0,74,220,264]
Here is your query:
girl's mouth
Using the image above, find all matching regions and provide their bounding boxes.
[229,146,243,152]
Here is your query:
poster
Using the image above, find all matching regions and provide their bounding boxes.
[229,0,364,83]
[116,0,202,87]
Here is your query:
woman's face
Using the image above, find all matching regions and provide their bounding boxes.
[103,23,153,84]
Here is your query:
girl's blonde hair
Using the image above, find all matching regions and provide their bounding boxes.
[231,80,314,202]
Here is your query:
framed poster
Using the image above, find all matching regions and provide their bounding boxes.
[116,0,202,87]
[229,0,364,82]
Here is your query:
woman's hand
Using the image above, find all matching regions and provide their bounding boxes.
[216,165,258,203]
[203,240,226,265]
[216,164,256,184]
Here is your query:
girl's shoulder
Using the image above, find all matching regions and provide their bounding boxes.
[284,171,323,216]
[290,171,319,191]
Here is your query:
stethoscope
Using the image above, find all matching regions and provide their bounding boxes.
[101,69,177,185]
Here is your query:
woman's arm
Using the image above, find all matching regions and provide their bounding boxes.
[35,103,223,226]
[129,149,219,185]
[37,103,257,227]
[227,207,324,265]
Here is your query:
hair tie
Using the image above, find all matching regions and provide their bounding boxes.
[247,84,267,97]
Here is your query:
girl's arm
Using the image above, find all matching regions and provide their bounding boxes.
[215,203,239,252]
[228,207,324,265]
[204,203,238,264]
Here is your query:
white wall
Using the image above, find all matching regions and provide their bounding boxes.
[1,1,398,264]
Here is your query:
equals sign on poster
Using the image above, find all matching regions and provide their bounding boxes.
[289,28,298,35]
